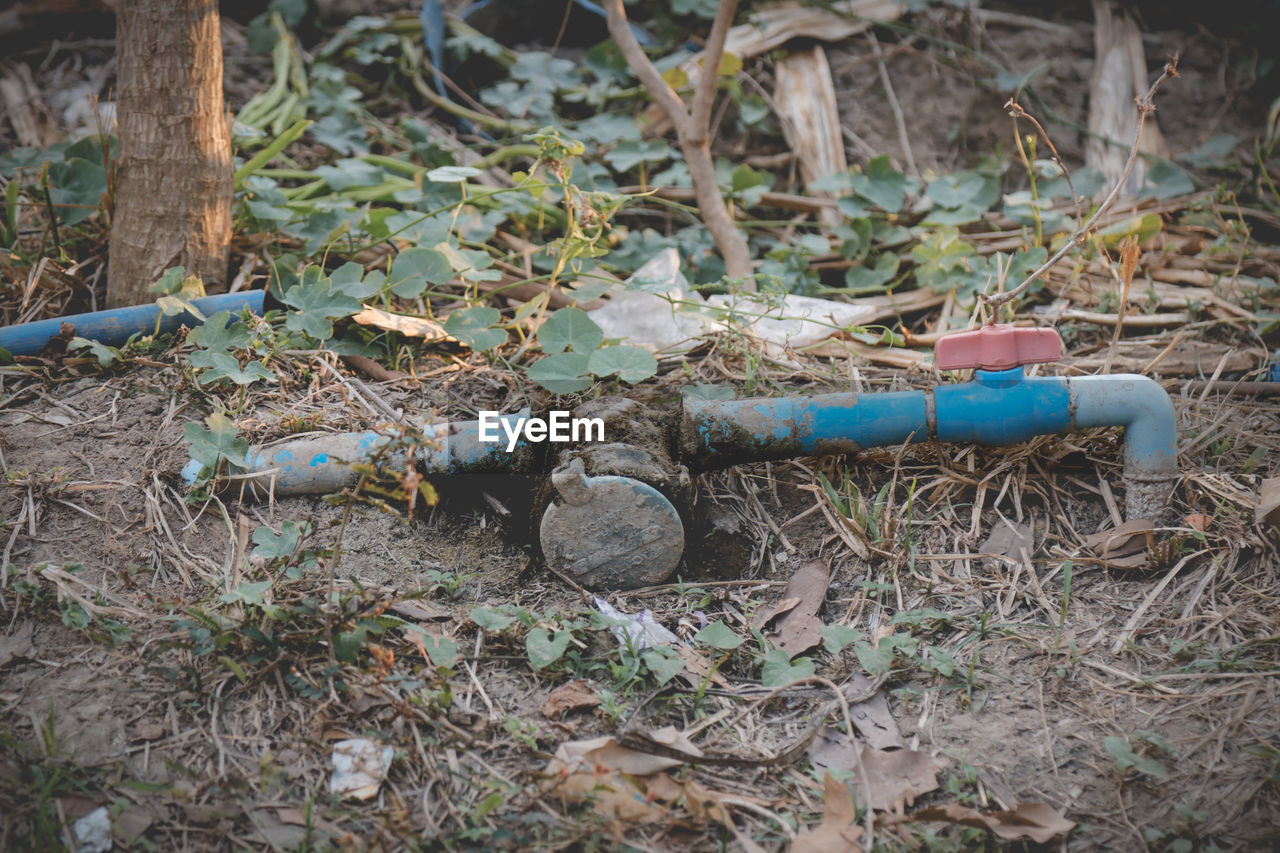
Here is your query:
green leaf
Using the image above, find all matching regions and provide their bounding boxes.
[189,311,254,351]
[1098,213,1163,248]
[471,606,515,632]
[526,627,572,669]
[566,278,615,303]
[221,580,272,607]
[426,165,482,182]
[155,295,207,321]
[315,157,384,191]
[842,253,900,292]
[693,620,743,651]
[280,276,361,339]
[681,383,734,402]
[218,655,248,683]
[190,350,276,386]
[821,623,862,655]
[923,645,957,677]
[328,261,382,299]
[388,247,453,298]
[44,156,107,225]
[854,639,894,676]
[587,345,657,383]
[642,648,686,685]
[444,306,507,351]
[854,632,917,676]
[150,266,189,296]
[604,139,672,173]
[68,337,121,368]
[911,226,977,293]
[334,626,367,663]
[251,521,306,562]
[1140,158,1195,200]
[539,307,604,354]
[761,649,816,686]
[183,411,249,471]
[850,155,907,212]
[419,633,458,668]
[526,353,592,393]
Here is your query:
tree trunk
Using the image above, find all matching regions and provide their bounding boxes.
[108,0,231,307]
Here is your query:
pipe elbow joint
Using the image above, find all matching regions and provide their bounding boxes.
[1070,374,1177,519]
[1069,374,1177,481]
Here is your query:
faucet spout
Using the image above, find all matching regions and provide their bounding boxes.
[1069,374,1178,518]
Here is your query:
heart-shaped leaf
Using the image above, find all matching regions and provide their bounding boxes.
[526,628,572,669]
[526,352,592,393]
[587,345,657,383]
[539,307,603,354]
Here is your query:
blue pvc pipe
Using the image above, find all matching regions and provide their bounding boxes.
[683,367,1176,517]
[0,290,266,356]
[933,367,1071,445]
[683,389,929,466]
[199,365,1178,517]
[185,410,533,494]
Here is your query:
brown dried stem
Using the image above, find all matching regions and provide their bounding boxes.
[983,56,1179,317]
[604,0,756,289]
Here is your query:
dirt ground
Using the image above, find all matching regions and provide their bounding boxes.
[2,2,1280,851]
[2,335,1278,849]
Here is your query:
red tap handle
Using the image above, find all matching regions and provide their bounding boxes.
[934,324,1061,371]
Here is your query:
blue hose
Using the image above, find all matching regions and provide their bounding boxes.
[0,291,266,357]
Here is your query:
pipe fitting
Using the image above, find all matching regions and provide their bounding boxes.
[1069,373,1178,518]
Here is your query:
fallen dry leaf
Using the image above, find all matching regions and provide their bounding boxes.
[390,599,450,622]
[792,772,863,852]
[1256,478,1280,528]
[351,307,450,340]
[130,721,165,742]
[1184,513,1211,532]
[546,727,702,778]
[677,645,731,689]
[809,733,942,812]
[901,801,1075,844]
[768,558,830,657]
[842,671,904,749]
[544,735,755,826]
[752,596,802,630]
[550,767,669,823]
[1084,518,1154,558]
[0,621,35,667]
[540,679,601,719]
[980,518,1033,563]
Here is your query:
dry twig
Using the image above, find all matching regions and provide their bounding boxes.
[983,56,1179,316]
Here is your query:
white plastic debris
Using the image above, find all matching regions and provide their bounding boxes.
[329,738,394,801]
[705,291,875,355]
[588,248,877,358]
[73,806,112,853]
[589,249,704,354]
[594,597,679,650]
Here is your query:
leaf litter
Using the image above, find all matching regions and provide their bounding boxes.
[1,1,1278,851]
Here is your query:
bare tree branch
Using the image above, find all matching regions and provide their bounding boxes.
[983,55,1179,316]
[605,0,755,287]
[604,0,690,137]
[688,0,739,142]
